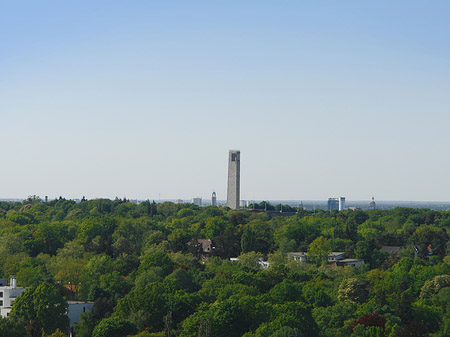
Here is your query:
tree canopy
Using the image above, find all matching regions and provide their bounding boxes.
[0,198,449,336]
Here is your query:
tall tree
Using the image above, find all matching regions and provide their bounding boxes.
[307,237,331,265]
[10,282,69,337]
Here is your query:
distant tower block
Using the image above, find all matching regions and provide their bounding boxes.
[370,196,376,210]
[227,150,240,209]
[212,191,217,206]
[328,198,339,211]
[192,197,202,206]
[338,197,345,211]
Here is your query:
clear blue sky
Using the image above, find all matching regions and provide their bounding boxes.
[1,1,450,201]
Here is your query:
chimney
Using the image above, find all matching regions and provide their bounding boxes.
[10,276,16,288]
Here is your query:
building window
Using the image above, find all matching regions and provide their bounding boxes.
[0,300,3,306]
[231,154,237,161]
[0,292,3,298]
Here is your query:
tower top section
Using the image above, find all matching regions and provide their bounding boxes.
[229,150,240,163]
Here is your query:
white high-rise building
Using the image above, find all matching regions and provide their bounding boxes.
[338,197,345,211]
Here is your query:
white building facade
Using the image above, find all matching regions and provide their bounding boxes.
[0,277,26,318]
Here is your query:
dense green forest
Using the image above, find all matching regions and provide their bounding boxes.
[1,196,450,336]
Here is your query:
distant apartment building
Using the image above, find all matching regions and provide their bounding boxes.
[328,197,345,211]
[0,277,26,318]
[192,197,202,206]
[339,197,345,211]
[328,198,339,211]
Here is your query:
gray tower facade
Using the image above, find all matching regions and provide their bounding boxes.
[227,150,240,209]
[212,191,217,206]
[338,197,345,211]
[370,197,376,210]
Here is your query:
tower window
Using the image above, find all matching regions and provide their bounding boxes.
[231,154,237,161]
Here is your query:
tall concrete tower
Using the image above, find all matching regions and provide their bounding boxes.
[370,196,376,210]
[227,150,240,209]
[211,191,217,206]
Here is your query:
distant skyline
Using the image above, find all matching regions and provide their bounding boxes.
[2,1,450,201]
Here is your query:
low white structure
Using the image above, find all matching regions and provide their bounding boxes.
[0,277,26,318]
[67,301,94,327]
[287,252,308,262]
[229,257,270,269]
[334,258,365,267]
[258,260,270,269]
[328,252,346,262]
[287,252,346,263]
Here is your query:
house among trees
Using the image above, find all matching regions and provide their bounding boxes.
[67,301,94,328]
[0,277,93,333]
[332,258,365,268]
[287,252,346,263]
[195,239,215,259]
[380,246,402,255]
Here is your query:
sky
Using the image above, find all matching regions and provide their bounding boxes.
[1,1,450,202]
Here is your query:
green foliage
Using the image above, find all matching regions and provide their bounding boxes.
[0,316,28,337]
[237,251,264,269]
[10,282,69,337]
[2,199,450,336]
[313,302,357,337]
[271,326,304,337]
[420,274,450,299]
[92,317,137,337]
[73,311,96,337]
[269,279,302,304]
[338,278,370,304]
[139,251,176,277]
[41,329,67,337]
[307,237,331,265]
